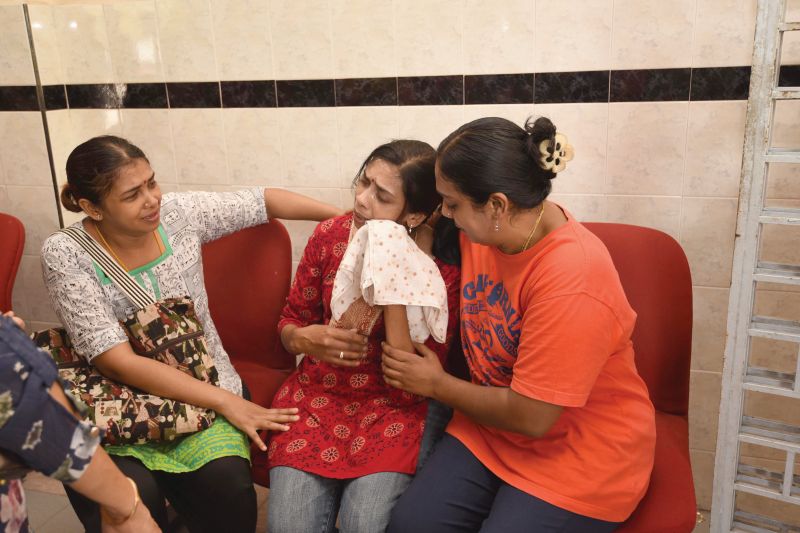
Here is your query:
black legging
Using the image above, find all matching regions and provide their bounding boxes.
[65,454,256,533]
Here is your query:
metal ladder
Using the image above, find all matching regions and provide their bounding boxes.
[712,0,800,531]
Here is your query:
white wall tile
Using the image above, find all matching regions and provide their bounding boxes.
[270,0,333,80]
[692,0,756,67]
[222,108,284,188]
[684,101,746,198]
[211,0,274,81]
[156,0,218,81]
[398,105,465,149]
[0,5,35,85]
[461,103,536,125]
[45,110,73,189]
[611,0,696,69]
[536,103,608,195]
[104,0,164,83]
[68,109,123,146]
[548,193,606,222]
[52,4,115,84]
[680,197,738,287]
[278,107,339,188]
[463,0,534,75]
[535,0,612,72]
[17,255,60,324]
[336,106,399,188]
[4,186,60,256]
[169,109,228,185]
[331,0,395,78]
[120,109,177,185]
[607,102,688,196]
[605,195,682,239]
[0,112,51,187]
[27,5,65,85]
[395,0,463,76]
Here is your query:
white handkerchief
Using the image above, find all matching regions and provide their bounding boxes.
[331,220,449,343]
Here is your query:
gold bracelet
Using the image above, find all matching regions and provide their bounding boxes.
[100,477,140,526]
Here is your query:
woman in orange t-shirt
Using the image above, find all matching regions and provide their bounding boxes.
[382,116,656,532]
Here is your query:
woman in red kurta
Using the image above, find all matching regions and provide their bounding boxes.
[267,140,460,533]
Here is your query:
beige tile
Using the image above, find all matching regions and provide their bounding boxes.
[211,0,274,81]
[753,287,800,326]
[338,187,354,211]
[463,0,535,75]
[766,162,800,202]
[27,5,65,85]
[680,197,738,287]
[760,224,800,266]
[19,254,60,324]
[23,472,65,496]
[283,219,318,261]
[690,448,715,510]
[771,99,800,150]
[605,195,682,240]
[0,5,35,85]
[331,0,395,78]
[52,4,115,84]
[691,287,728,372]
[398,105,465,150]
[610,0,695,69]
[120,109,178,185]
[535,0,612,72]
[336,106,399,188]
[461,104,536,125]
[25,490,69,531]
[395,0,463,76]
[688,370,721,451]
[5,186,60,258]
[735,490,800,526]
[536,103,608,195]
[781,22,800,66]
[748,336,798,376]
[692,0,756,67]
[548,194,605,222]
[223,108,284,188]
[744,388,800,427]
[0,112,51,187]
[45,110,73,189]
[277,108,339,189]
[169,109,228,185]
[607,102,688,196]
[684,101,746,198]
[103,0,164,83]
[68,109,123,146]
[270,0,333,80]
[156,0,218,81]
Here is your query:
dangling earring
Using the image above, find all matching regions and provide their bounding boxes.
[494,221,500,232]
[407,223,416,235]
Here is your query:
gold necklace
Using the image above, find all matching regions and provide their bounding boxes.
[519,204,545,253]
[94,221,161,271]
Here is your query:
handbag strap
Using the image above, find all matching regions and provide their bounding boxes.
[60,227,155,310]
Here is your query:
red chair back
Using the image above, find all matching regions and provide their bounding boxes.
[583,223,692,417]
[202,220,295,372]
[0,213,25,313]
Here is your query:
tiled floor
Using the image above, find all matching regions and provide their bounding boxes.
[22,473,271,532]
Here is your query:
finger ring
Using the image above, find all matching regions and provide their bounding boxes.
[339,351,344,359]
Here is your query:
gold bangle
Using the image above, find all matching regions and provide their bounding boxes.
[100,477,140,526]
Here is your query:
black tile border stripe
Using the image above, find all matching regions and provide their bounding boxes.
[0,85,39,111]
[465,74,533,105]
[0,66,770,111]
[221,80,277,108]
[536,71,609,104]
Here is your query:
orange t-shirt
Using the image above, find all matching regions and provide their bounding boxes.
[448,208,656,522]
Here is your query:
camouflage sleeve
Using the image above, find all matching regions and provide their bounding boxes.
[0,317,100,482]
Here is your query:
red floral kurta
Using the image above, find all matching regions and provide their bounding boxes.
[268,214,460,478]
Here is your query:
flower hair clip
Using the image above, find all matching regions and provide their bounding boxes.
[538,133,574,173]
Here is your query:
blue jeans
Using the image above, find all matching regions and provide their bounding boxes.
[388,434,621,533]
[268,467,412,533]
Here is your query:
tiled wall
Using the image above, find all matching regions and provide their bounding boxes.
[1,0,798,527]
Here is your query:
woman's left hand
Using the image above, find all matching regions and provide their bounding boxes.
[216,393,299,451]
[381,341,445,398]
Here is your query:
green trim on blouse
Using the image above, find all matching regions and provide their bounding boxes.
[92,225,172,299]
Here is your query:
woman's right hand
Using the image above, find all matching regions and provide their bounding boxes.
[287,324,368,367]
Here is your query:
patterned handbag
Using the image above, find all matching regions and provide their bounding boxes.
[31,227,218,446]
